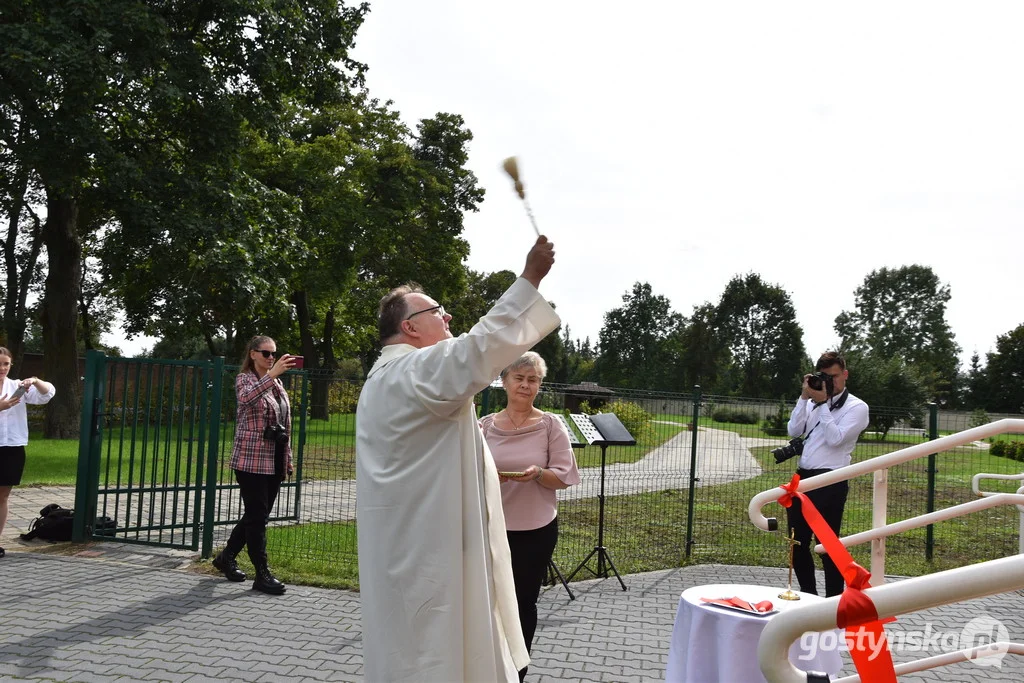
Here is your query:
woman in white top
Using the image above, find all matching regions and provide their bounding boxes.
[0,347,56,558]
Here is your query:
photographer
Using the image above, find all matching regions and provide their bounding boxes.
[213,335,296,595]
[777,351,868,597]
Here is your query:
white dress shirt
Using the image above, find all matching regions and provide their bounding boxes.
[787,390,869,470]
[0,377,56,447]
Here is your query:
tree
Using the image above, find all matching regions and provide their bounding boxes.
[835,265,961,404]
[675,303,727,393]
[986,324,1024,413]
[561,327,596,385]
[961,352,990,411]
[845,352,929,440]
[714,273,806,398]
[447,270,517,336]
[1,1,369,436]
[0,111,45,369]
[596,282,683,390]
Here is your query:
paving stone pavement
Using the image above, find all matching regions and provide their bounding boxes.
[3,545,1024,682]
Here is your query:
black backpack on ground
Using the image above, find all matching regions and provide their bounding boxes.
[20,504,75,542]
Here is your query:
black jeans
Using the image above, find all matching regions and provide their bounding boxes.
[225,469,283,566]
[786,468,849,597]
[507,517,559,682]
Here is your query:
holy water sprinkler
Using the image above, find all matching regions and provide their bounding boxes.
[502,156,541,237]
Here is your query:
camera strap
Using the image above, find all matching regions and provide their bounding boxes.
[803,389,849,438]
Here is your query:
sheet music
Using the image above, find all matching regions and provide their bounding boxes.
[556,414,585,448]
[570,413,603,445]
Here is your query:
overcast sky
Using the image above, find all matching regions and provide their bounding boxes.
[110,2,1024,364]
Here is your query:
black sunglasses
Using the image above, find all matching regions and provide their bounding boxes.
[256,349,277,358]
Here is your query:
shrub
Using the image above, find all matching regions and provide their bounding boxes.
[1010,442,1024,462]
[761,401,790,437]
[328,381,361,414]
[606,400,652,441]
[577,400,598,416]
[990,441,1007,457]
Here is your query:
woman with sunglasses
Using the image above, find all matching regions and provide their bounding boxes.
[213,335,296,594]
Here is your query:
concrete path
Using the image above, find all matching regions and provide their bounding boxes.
[561,427,765,502]
[2,545,1023,682]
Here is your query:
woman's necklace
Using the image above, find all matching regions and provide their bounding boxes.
[505,409,533,430]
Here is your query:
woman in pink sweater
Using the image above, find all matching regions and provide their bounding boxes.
[480,352,580,681]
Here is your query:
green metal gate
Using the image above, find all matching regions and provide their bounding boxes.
[72,350,308,558]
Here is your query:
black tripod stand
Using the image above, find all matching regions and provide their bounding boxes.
[546,559,575,600]
[565,412,634,591]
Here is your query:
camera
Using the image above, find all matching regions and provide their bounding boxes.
[771,437,804,464]
[263,423,290,445]
[806,371,835,396]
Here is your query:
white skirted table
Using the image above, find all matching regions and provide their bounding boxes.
[665,583,844,682]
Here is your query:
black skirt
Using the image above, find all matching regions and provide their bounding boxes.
[0,445,27,486]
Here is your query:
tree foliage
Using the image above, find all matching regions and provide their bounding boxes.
[596,282,683,391]
[835,265,961,403]
[1,0,369,434]
[845,352,929,440]
[714,273,806,398]
[985,324,1024,413]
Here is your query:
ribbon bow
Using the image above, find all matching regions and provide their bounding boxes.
[777,473,897,682]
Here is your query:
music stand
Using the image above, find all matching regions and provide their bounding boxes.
[566,412,635,590]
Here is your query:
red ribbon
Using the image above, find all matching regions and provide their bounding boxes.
[778,474,897,683]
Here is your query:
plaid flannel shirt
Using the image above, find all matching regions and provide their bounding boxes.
[229,371,292,475]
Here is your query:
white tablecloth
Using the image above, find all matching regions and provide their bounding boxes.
[665,583,844,682]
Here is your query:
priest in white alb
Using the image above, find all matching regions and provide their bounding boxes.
[356,236,561,682]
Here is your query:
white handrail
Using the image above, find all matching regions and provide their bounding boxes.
[973,473,1024,554]
[973,470,1024,496]
[748,418,1024,532]
[811,493,1024,553]
[758,554,1024,683]
[832,643,1024,683]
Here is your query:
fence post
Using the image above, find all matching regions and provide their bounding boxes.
[685,385,702,559]
[481,386,491,416]
[293,370,309,518]
[201,356,225,559]
[72,350,104,543]
[925,402,938,561]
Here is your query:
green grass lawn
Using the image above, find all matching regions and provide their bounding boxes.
[22,437,80,485]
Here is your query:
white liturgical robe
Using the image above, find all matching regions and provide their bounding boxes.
[356,277,561,682]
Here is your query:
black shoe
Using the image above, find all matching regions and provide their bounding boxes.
[0,547,5,558]
[212,552,246,582]
[252,565,286,595]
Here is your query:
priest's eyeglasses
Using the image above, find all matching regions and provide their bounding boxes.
[405,304,446,320]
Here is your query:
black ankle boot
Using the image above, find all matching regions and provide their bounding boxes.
[252,563,286,595]
[212,551,246,582]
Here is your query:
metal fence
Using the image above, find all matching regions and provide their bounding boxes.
[76,354,1024,583]
[259,378,1023,582]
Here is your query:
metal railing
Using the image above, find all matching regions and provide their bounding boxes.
[748,419,1024,682]
[748,419,1024,582]
[75,364,1024,582]
[757,554,1024,683]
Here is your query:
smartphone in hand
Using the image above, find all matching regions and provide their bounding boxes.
[292,355,304,369]
[10,385,27,399]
